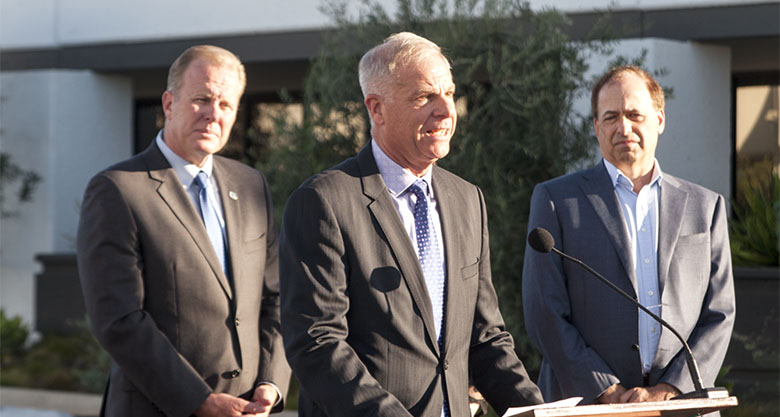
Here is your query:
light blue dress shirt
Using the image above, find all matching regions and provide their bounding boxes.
[372,139,449,417]
[371,140,448,313]
[603,158,663,376]
[156,131,226,231]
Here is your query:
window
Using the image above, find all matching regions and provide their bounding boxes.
[733,73,779,201]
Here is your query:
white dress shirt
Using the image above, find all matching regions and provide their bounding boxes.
[603,158,663,376]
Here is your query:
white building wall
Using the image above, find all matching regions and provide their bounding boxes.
[0,0,58,49]
[0,70,132,325]
[0,71,55,326]
[0,0,740,328]
[0,0,766,49]
[648,41,732,199]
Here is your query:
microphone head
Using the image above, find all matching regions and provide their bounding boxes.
[528,227,555,253]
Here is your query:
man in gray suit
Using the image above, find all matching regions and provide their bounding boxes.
[280,32,542,416]
[77,45,290,417]
[522,65,735,406]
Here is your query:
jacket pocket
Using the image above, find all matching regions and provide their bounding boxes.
[244,232,267,254]
[461,260,479,280]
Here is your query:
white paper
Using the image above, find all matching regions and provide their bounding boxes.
[502,397,583,417]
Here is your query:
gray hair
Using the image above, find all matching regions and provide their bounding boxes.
[358,32,450,98]
[167,45,246,96]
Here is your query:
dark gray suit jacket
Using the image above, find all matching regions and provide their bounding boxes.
[77,142,290,417]
[279,145,542,417]
[522,162,735,404]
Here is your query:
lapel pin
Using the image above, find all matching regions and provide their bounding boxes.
[229,191,238,200]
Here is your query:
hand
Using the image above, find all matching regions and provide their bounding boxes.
[597,383,627,404]
[619,383,681,403]
[250,384,280,417]
[194,393,266,417]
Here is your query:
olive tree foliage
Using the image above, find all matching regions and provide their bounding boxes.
[0,152,41,219]
[256,0,614,373]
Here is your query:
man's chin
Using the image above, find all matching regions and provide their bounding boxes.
[194,137,226,152]
[431,143,451,161]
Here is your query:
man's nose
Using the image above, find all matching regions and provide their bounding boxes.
[433,94,455,117]
[202,102,218,121]
[619,117,632,135]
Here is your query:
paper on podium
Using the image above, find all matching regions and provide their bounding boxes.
[502,397,583,417]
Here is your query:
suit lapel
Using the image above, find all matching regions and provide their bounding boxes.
[143,144,233,299]
[580,163,637,294]
[657,175,687,295]
[358,147,440,354]
[430,166,460,356]
[213,160,239,300]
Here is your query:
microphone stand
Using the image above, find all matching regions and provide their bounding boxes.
[549,246,729,400]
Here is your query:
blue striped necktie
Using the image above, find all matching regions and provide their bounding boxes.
[195,171,227,275]
[409,179,449,417]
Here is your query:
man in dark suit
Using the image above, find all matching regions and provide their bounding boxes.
[522,65,735,407]
[77,45,290,417]
[279,32,542,417]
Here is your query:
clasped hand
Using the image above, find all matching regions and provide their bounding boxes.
[598,383,680,404]
[195,384,278,417]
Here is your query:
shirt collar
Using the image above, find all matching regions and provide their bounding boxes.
[602,158,663,190]
[156,130,214,188]
[371,139,434,198]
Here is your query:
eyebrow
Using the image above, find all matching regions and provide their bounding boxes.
[600,108,642,118]
[600,110,619,118]
[413,83,455,97]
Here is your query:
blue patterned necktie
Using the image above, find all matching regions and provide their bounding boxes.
[195,171,227,275]
[409,180,449,417]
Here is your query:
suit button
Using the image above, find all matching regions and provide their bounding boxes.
[443,360,449,370]
[230,369,240,378]
[234,317,240,327]
[631,344,640,351]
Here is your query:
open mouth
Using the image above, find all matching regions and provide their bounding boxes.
[425,128,450,137]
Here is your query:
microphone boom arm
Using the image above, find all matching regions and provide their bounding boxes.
[550,246,707,395]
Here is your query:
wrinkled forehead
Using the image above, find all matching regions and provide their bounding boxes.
[598,75,654,111]
[395,55,453,86]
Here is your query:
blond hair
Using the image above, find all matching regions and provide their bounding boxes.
[167,45,246,96]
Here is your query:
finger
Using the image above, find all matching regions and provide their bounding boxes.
[241,400,264,414]
[629,388,648,403]
[619,388,635,403]
[254,396,273,406]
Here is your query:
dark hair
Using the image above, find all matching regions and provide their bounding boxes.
[591,65,664,119]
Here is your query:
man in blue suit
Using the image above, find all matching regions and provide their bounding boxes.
[522,65,735,406]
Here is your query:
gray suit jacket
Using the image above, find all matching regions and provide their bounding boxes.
[77,142,290,417]
[279,146,542,417]
[522,162,735,404]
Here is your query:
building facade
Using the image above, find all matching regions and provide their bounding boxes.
[0,0,777,331]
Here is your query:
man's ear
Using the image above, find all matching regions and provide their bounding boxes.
[162,90,174,121]
[365,94,385,126]
[657,108,666,135]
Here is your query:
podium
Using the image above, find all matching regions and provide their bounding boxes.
[507,397,738,417]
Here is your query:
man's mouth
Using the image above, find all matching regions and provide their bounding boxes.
[426,128,450,136]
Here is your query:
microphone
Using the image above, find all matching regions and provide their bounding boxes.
[527,227,729,400]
